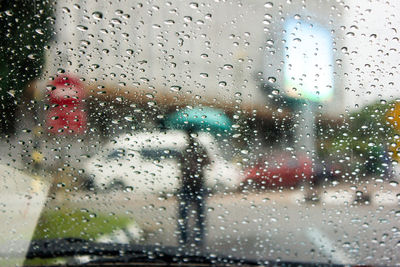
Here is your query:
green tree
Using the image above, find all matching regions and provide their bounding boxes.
[328,101,394,176]
[0,0,54,134]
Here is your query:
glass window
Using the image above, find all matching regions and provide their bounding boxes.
[0,0,399,266]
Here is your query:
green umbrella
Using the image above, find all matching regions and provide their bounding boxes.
[165,107,232,134]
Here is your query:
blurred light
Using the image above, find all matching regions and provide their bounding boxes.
[284,19,334,102]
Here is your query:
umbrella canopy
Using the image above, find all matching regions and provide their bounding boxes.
[165,107,232,134]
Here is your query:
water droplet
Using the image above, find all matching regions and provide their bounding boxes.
[223,64,233,70]
[76,25,88,31]
[184,16,192,22]
[124,116,134,122]
[92,11,103,20]
[189,2,199,9]
[272,89,279,95]
[264,2,273,8]
[62,7,70,13]
[164,20,175,25]
[111,18,122,24]
[125,186,134,192]
[170,85,182,92]
[4,10,13,16]
[35,28,44,35]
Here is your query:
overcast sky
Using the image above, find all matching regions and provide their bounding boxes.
[343,0,400,110]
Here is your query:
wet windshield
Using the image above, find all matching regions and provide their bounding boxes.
[0,0,399,266]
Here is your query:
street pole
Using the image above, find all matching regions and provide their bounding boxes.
[297,100,316,157]
[295,100,319,201]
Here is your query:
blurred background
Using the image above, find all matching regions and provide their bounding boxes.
[0,0,400,265]
[4,0,398,189]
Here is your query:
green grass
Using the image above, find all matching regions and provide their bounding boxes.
[25,208,133,265]
[32,207,132,241]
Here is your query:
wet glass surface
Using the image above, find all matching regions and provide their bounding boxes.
[0,0,399,266]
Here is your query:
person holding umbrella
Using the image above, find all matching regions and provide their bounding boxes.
[165,107,232,247]
[177,130,210,246]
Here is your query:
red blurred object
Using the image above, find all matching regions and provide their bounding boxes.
[46,105,87,135]
[47,75,85,105]
[243,153,313,188]
[46,74,87,135]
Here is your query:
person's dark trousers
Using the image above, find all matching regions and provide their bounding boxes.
[177,188,206,247]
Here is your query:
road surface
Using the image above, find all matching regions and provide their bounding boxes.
[46,181,400,266]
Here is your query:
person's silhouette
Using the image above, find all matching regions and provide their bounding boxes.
[177,130,210,247]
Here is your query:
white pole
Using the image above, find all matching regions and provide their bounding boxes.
[297,101,316,157]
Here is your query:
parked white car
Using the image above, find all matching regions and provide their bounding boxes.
[84,131,242,195]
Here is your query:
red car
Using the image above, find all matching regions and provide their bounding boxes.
[242,153,315,188]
